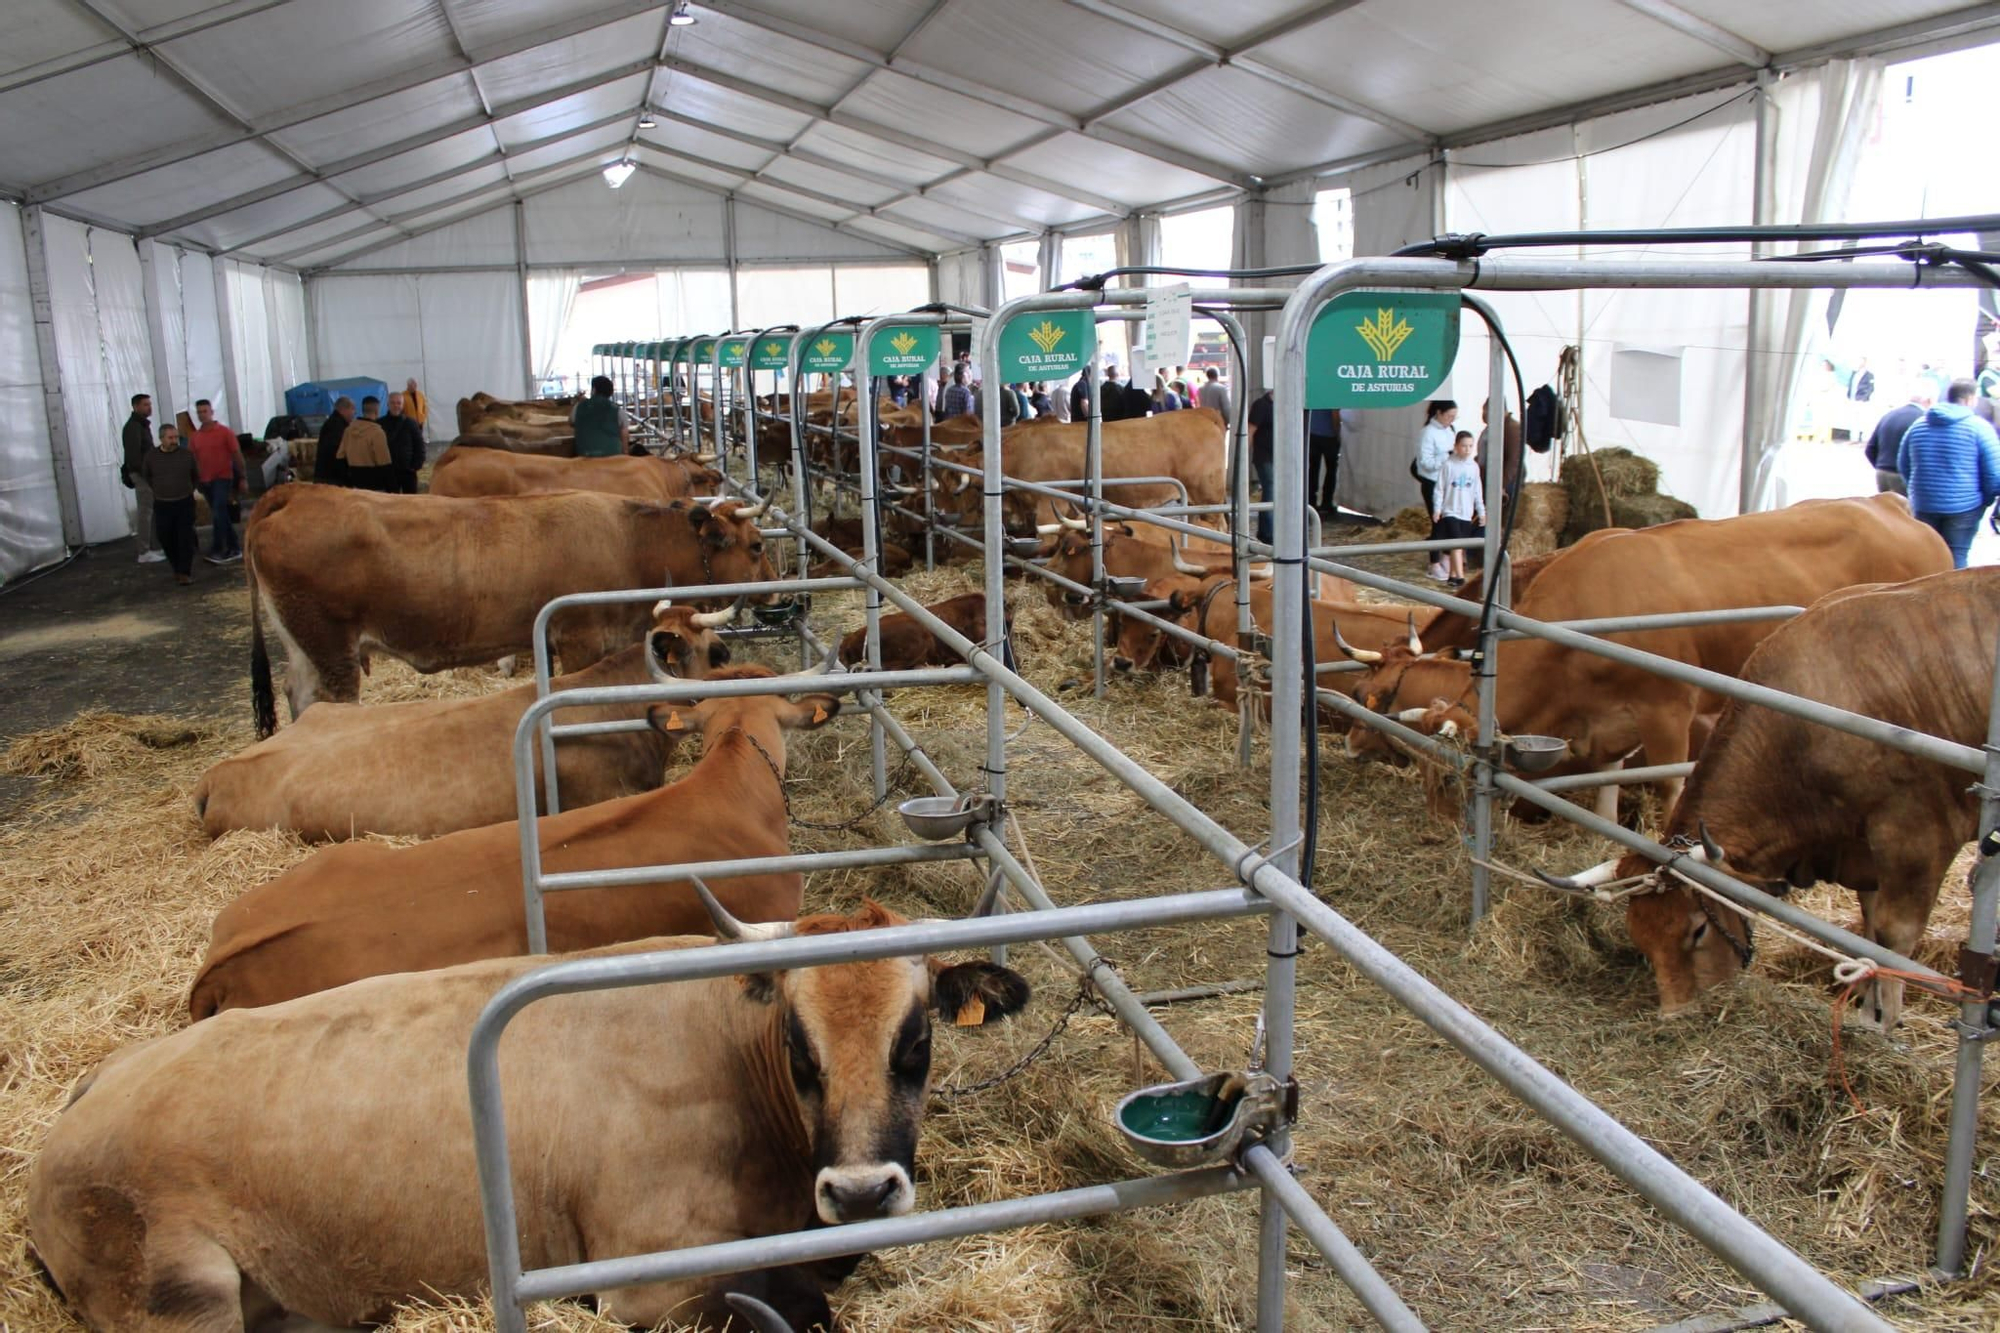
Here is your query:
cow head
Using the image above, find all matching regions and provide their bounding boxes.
[692,887,1031,1225]
[648,600,733,678]
[1107,575,1206,675]
[1543,825,1752,1016]
[1335,621,1474,763]
[646,664,841,772]
[680,499,780,600]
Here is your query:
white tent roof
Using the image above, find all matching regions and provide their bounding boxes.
[3,0,1992,270]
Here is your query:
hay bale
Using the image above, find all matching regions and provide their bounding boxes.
[1509,482,1569,559]
[1560,447,1694,543]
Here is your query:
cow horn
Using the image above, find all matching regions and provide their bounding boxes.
[690,875,795,942]
[1246,562,1274,580]
[733,499,770,519]
[1696,820,1724,864]
[652,597,675,617]
[1169,535,1205,576]
[1058,513,1088,530]
[691,451,718,463]
[1395,707,1430,722]
[691,607,735,628]
[1406,613,1424,656]
[724,1293,798,1333]
[1532,857,1621,895]
[1331,620,1382,663]
[1035,522,1065,535]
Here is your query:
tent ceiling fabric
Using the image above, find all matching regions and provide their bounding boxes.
[0,0,1987,271]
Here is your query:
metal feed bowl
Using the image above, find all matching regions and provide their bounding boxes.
[1116,1071,1292,1170]
[752,598,807,628]
[898,794,994,841]
[1105,574,1148,599]
[1504,734,1568,773]
[1004,535,1045,558]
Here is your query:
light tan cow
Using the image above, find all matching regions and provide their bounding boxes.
[31,901,1031,1333]
[428,445,723,503]
[195,603,731,841]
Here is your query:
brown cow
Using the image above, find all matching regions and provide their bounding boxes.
[195,603,732,841]
[1111,573,1433,713]
[1036,522,1354,618]
[1336,496,1950,817]
[929,410,1227,532]
[837,592,1003,671]
[448,430,577,457]
[191,665,837,1018]
[32,901,1030,1333]
[246,486,776,735]
[1546,568,1999,1028]
[429,445,722,502]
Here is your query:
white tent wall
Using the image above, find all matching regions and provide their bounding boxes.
[1340,156,1445,519]
[42,214,149,545]
[268,269,309,411]
[138,243,229,427]
[0,204,64,581]
[310,273,527,423]
[220,260,278,435]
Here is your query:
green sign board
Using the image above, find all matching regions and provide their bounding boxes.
[866,323,940,376]
[717,338,747,368]
[750,335,793,370]
[691,338,717,363]
[1305,290,1459,408]
[998,309,1094,380]
[801,330,854,374]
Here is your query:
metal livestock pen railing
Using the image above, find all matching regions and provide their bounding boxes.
[468,246,1994,1331]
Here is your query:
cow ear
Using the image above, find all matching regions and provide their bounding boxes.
[931,961,1031,1027]
[687,504,713,529]
[782,693,842,729]
[1167,590,1192,613]
[647,702,696,734]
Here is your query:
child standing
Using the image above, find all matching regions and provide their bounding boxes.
[1432,429,1486,587]
[139,423,200,585]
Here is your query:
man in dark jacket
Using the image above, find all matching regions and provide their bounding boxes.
[315,396,355,486]
[1864,383,1930,496]
[380,390,425,493]
[1068,372,1090,422]
[121,391,163,563]
[1248,389,1275,545]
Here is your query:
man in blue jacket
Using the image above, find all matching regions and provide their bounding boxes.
[1899,378,2000,568]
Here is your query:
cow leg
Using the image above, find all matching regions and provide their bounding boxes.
[1591,760,1623,822]
[1854,845,1952,1033]
[82,1230,247,1333]
[265,604,358,718]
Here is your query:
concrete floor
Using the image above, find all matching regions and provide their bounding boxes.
[0,534,251,815]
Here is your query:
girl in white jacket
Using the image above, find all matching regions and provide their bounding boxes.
[1414,399,1458,579]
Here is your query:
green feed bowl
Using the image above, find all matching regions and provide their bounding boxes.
[1115,1074,1249,1169]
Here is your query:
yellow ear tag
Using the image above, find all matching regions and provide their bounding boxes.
[954,993,986,1027]
[811,704,829,724]
[664,711,686,731]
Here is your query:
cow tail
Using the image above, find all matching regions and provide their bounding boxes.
[248,546,278,740]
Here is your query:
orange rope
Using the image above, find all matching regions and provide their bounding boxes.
[1828,965,1988,1116]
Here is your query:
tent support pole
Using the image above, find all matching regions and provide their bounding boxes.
[21,205,86,547]
[513,201,534,397]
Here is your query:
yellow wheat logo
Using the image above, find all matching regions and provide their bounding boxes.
[1027,320,1067,354]
[764,342,782,357]
[1355,308,1414,361]
[814,338,837,356]
[726,343,743,357]
[888,331,919,356]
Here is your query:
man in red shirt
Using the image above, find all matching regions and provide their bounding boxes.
[189,398,247,564]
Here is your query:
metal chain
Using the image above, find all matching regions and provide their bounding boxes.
[932,973,1100,1100]
[787,749,918,832]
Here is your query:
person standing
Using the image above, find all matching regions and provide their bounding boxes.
[1865,382,1931,495]
[121,392,164,563]
[139,423,199,585]
[1432,430,1486,587]
[1068,371,1090,422]
[380,390,425,492]
[403,377,429,445]
[337,397,397,491]
[188,399,246,564]
[1099,365,1128,423]
[939,366,976,420]
[1197,367,1231,421]
[1307,408,1340,515]
[1247,388,1275,546]
[571,375,628,458]
[1899,378,2000,569]
[1029,382,1053,418]
[316,396,355,486]
[1415,400,1457,581]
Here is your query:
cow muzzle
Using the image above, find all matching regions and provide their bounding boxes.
[816,1162,914,1224]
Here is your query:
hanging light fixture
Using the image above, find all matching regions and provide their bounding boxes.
[603,159,637,189]
[637,111,656,129]
[668,1,696,25]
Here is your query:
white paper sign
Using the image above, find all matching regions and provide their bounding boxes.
[1143,283,1193,373]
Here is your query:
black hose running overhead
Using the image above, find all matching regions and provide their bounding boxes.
[1055,263,1325,293]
